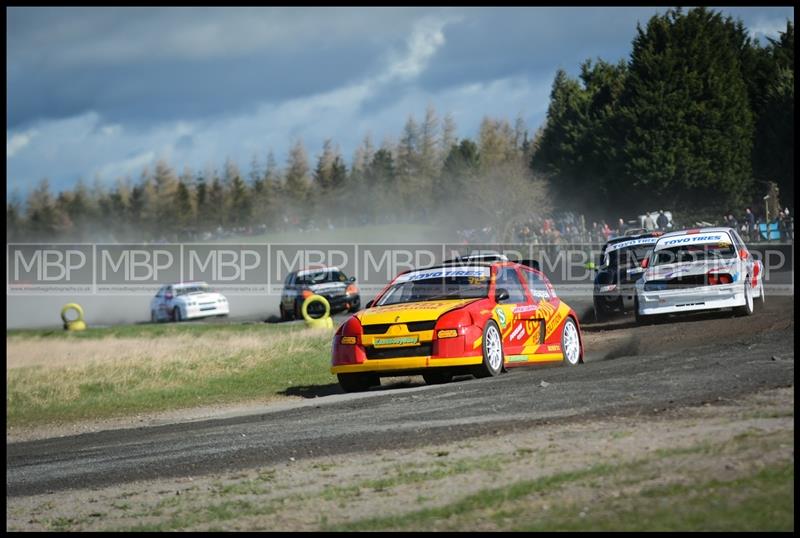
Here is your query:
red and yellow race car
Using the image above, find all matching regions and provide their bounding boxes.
[331,259,584,392]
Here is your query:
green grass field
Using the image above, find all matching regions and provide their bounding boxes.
[7,322,337,428]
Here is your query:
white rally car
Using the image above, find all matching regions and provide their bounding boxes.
[150,281,230,322]
[634,227,764,323]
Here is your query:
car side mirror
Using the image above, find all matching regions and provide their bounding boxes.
[348,276,356,283]
[585,261,597,271]
[365,300,374,309]
[641,257,649,269]
[495,288,510,303]
[739,248,748,260]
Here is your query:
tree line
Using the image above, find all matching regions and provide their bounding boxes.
[6,107,545,242]
[532,7,793,220]
[6,7,793,242]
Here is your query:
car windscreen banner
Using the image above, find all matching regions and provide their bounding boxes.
[605,236,659,253]
[394,266,491,283]
[654,233,732,251]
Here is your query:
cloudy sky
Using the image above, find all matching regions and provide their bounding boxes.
[6,6,794,195]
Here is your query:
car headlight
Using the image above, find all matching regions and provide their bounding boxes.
[599,284,617,293]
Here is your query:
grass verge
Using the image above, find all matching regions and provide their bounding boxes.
[7,322,336,428]
[329,444,793,532]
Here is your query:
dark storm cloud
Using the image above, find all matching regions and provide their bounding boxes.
[6,7,793,194]
[8,46,382,129]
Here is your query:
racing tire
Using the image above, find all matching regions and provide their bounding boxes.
[634,298,661,325]
[337,373,378,393]
[348,299,361,313]
[593,298,608,323]
[561,317,582,365]
[734,279,755,317]
[173,306,183,322]
[634,297,644,325]
[473,320,504,378]
[422,370,454,385]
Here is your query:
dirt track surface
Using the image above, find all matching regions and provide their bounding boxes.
[6,297,794,499]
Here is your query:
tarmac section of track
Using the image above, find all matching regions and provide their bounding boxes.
[6,297,794,498]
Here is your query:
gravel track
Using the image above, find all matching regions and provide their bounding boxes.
[6,297,794,498]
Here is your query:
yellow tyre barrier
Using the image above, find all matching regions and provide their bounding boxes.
[61,303,87,331]
[302,294,332,329]
[302,294,330,321]
[306,316,334,329]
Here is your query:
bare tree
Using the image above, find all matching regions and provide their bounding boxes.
[469,161,551,242]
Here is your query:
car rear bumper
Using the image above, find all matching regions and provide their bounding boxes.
[637,284,744,315]
[594,283,637,310]
[331,354,483,375]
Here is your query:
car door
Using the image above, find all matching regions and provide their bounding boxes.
[493,265,530,357]
[162,285,175,317]
[520,267,563,360]
[730,228,760,289]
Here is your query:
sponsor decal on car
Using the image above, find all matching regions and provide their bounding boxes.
[510,323,526,341]
[495,307,508,329]
[366,300,473,313]
[656,234,727,249]
[531,289,551,300]
[395,266,490,283]
[605,236,659,253]
[544,303,570,340]
[664,267,691,279]
[373,335,420,348]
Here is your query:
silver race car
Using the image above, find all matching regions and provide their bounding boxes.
[635,227,764,323]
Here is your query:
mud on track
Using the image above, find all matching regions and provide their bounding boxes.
[6,297,794,499]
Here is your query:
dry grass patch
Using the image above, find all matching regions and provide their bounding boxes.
[7,326,336,427]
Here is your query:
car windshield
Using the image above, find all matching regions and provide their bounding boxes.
[296,270,347,285]
[176,283,210,295]
[376,275,490,306]
[605,246,652,269]
[653,244,736,266]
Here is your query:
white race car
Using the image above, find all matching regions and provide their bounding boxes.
[150,281,230,322]
[634,227,764,323]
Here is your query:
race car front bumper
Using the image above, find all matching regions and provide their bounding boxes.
[321,293,360,312]
[637,283,745,316]
[185,303,230,319]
